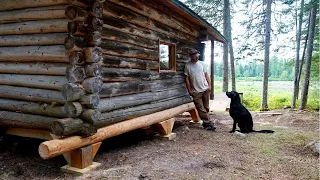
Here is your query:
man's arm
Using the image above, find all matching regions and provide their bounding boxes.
[205,72,211,91]
[185,75,192,95]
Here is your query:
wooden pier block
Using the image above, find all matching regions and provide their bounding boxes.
[154,118,176,140]
[70,145,93,169]
[187,108,200,122]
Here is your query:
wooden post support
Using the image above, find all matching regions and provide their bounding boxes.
[154,118,176,140]
[61,142,102,174]
[187,108,201,123]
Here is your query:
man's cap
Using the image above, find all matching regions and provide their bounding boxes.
[189,49,200,56]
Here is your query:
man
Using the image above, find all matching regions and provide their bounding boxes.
[184,49,216,131]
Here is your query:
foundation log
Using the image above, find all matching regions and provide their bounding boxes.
[51,118,97,136]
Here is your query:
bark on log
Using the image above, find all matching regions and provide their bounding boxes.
[97,87,188,112]
[68,19,103,35]
[66,65,86,83]
[0,98,68,118]
[101,55,159,70]
[61,83,86,101]
[64,102,83,118]
[109,0,199,37]
[101,27,158,50]
[65,6,88,21]
[0,85,65,104]
[101,68,180,82]
[0,45,69,62]
[0,74,67,90]
[80,109,102,122]
[69,51,86,65]
[100,41,158,61]
[102,1,197,43]
[0,5,67,24]
[82,77,103,93]
[99,76,185,98]
[51,118,97,136]
[65,33,101,50]
[0,19,69,35]
[80,94,100,108]
[0,33,66,47]
[84,47,103,63]
[94,95,193,127]
[85,63,102,76]
[0,110,57,130]
[0,62,67,75]
[39,102,196,159]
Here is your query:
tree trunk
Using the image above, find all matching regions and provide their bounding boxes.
[222,0,229,92]
[292,0,305,108]
[300,2,318,110]
[210,40,214,100]
[261,0,272,111]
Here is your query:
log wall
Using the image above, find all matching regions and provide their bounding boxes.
[0,0,206,136]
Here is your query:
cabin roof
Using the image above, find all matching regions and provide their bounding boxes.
[166,0,227,43]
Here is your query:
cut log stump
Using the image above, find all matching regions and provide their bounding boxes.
[154,118,176,140]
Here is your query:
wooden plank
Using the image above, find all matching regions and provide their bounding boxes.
[39,102,196,159]
[0,5,67,24]
[0,85,65,104]
[0,62,67,75]
[187,108,200,122]
[0,19,69,35]
[0,45,69,62]
[154,118,175,135]
[0,98,68,118]
[70,145,93,169]
[91,142,102,159]
[5,127,52,140]
[0,74,67,90]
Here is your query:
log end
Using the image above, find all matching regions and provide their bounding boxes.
[38,142,51,160]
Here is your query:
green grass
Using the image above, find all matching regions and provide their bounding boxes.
[214,80,320,111]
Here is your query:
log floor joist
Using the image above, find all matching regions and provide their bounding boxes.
[3,102,200,173]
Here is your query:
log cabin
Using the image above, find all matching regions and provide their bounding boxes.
[0,0,226,172]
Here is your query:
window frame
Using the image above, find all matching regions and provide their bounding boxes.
[158,40,176,72]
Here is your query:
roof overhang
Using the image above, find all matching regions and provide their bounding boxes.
[166,0,227,44]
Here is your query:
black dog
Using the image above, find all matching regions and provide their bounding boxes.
[226,91,274,133]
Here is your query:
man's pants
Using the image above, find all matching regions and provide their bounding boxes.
[191,90,212,125]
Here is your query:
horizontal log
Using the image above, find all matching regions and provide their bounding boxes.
[0,98,68,118]
[101,27,158,50]
[101,55,159,70]
[0,19,69,35]
[0,85,65,104]
[102,1,197,43]
[0,33,67,47]
[0,62,67,75]
[100,68,182,82]
[64,33,101,50]
[99,76,185,98]
[0,74,67,90]
[97,87,188,112]
[65,6,88,21]
[176,62,186,71]
[51,118,97,136]
[80,109,102,122]
[62,83,86,101]
[0,110,57,130]
[0,5,67,24]
[0,0,70,11]
[39,102,196,159]
[84,47,102,63]
[0,45,69,62]
[101,41,159,61]
[67,18,103,35]
[109,0,199,37]
[94,95,193,127]
[66,65,86,83]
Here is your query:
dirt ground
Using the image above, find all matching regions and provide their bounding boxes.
[0,109,319,180]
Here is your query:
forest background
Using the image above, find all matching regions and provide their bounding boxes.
[181,0,319,111]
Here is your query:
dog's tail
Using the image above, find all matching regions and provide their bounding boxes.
[252,130,274,133]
